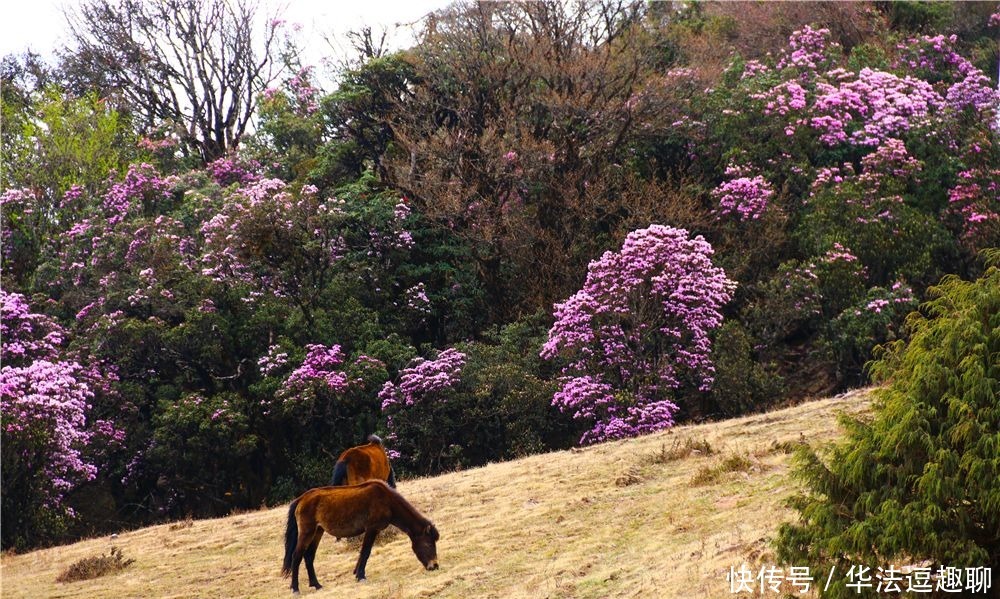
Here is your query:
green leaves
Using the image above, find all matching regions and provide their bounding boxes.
[776,256,1000,596]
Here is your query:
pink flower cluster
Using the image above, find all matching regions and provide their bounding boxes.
[1,291,65,365]
[379,348,467,411]
[542,225,735,444]
[281,344,351,395]
[947,167,1000,251]
[1,291,99,509]
[776,26,837,71]
[809,69,944,146]
[103,163,174,225]
[712,175,775,221]
[258,344,290,376]
[206,155,262,187]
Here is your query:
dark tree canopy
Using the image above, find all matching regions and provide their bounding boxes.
[63,0,283,162]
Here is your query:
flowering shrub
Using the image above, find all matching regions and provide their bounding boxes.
[279,344,351,397]
[379,348,466,411]
[0,292,98,548]
[828,281,918,378]
[199,179,346,308]
[205,155,261,187]
[946,167,1000,252]
[541,225,735,444]
[103,163,176,224]
[378,348,468,471]
[712,175,775,221]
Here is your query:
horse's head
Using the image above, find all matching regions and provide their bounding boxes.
[410,523,440,571]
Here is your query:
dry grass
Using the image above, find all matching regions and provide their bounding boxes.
[0,389,870,599]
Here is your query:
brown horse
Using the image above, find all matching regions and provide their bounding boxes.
[330,434,396,488]
[281,480,439,593]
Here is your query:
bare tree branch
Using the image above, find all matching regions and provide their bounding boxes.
[62,0,286,162]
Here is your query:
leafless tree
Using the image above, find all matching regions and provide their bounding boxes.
[63,0,286,162]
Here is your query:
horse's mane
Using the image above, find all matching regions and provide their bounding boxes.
[365,480,433,531]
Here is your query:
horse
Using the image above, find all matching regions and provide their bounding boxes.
[281,480,439,593]
[330,434,397,488]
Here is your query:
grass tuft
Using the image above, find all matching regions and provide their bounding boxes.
[56,546,135,583]
[652,437,714,463]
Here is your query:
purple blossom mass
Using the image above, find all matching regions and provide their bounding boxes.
[280,344,351,396]
[712,175,775,221]
[1,292,99,512]
[379,348,467,411]
[541,225,735,444]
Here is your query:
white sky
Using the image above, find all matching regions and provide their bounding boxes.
[0,0,451,84]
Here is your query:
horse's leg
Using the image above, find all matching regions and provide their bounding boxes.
[304,529,324,589]
[290,524,316,594]
[353,528,380,581]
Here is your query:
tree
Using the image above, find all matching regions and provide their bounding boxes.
[63,0,285,162]
[322,0,677,321]
[541,225,736,444]
[776,252,1000,598]
[0,292,98,549]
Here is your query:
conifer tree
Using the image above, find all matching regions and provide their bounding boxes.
[776,250,1000,598]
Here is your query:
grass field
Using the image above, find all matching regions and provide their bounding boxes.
[0,389,870,599]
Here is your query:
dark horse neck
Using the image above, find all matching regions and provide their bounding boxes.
[383,485,431,535]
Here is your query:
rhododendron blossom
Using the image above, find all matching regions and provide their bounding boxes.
[712,175,775,221]
[280,344,351,395]
[1,292,99,512]
[379,348,467,411]
[542,225,735,444]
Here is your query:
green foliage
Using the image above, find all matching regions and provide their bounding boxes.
[144,392,259,517]
[881,1,953,33]
[776,255,1000,596]
[1,85,138,285]
[709,321,784,417]
[388,315,573,475]
[797,181,952,286]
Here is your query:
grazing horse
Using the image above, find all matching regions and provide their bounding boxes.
[281,480,439,593]
[331,434,397,488]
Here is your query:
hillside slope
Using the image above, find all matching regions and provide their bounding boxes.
[0,390,870,599]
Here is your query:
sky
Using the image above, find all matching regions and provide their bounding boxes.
[0,0,452,84]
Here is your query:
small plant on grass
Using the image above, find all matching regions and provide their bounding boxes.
[56,546,135,583]
[690,452,758,486]
[653,438,715,463]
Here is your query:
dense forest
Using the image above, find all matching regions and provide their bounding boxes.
[2,0,998,552]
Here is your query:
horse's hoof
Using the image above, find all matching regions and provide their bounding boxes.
[357,578,368,584]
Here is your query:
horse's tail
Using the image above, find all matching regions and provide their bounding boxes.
[281,498,300,577]
[367,433,383,445]
[331,460,348,486]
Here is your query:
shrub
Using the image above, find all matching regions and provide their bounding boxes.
[709,321,784,417]
[56,546,135,583]
[776,252,1000,597]
[541,224,735,444]
[380,316,571,474]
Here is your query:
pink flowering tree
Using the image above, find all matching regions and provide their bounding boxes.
[712,174,775,221]
[275,344,386,422]
[378,348,468,471]
[541,225,736,444]
[199,179,347,322]
[265,343,388,482]
[0,291,98,548]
